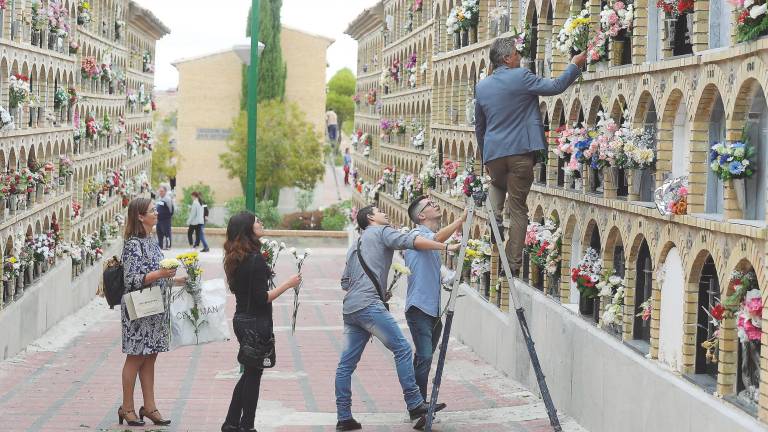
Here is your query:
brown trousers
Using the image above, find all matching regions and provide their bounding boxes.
[485,152,536,272]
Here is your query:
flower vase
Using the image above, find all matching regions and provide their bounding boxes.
[30,108,38,126]
[4,277,14,303]
[630,169,644,196]
[740,340,761,405]
[25,266,33,286]
[66,175,72,190]
[32,30,41,47]
[461,266,471,283]
[42,260,49,273]
[578,294,595,315]
[28,191,35,206]
[34,262,41,278]
[664,18,676,50]
[48,33,57,50]
[611,39,625,66]
[469,26,477,44]
[0,198,5,222]
[461,29,469,47]
[565,173,573,190]
[36,184,43,201]
[16,274,24,299]
[732,178,747,212]
[482,272,491,298]
[8,195,17,215]
[453,32,461,50]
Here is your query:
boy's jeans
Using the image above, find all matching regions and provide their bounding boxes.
[335,302,423,421]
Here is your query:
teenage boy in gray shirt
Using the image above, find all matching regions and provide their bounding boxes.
[335,205,459,431]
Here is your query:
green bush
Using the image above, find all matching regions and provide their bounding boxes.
[181,182,215,207]
[224,197,281,229]
[321,206,348,231]
[172,205,190,227]
[297,189,314,212]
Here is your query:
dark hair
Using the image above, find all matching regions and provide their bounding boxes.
[124,198,153,240]
[408,195,428,224]
[190,191,200,199]
[223,211,263,291]
[489,36,517,69]
[356,205,376,230]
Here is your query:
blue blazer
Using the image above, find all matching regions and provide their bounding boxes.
[475,63,581,164]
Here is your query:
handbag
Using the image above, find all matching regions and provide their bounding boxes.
[236,274,276,368]
[123,286,164,320]
[356,237,390,310]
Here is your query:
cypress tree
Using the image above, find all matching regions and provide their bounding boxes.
[241,0,287,107]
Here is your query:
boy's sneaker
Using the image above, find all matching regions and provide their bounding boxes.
[408,401,446,420]
[336,418,362,431]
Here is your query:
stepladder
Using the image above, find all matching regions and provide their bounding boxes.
[424,192,562,432]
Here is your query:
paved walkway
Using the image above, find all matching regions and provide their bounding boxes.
[0,247,586,432]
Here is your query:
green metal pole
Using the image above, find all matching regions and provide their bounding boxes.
[246,0,260,212]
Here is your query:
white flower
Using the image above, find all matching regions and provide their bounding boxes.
[280,242,286,249]
[304,248,312,256]
[289,247,296,256]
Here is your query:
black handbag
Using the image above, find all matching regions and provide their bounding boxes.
[236,273,276,369]
[237,329,276,369]
[356,237,390,310]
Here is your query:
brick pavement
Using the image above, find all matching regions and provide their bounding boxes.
[0,247,587,432]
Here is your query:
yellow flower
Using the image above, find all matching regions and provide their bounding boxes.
[392,263,411,275]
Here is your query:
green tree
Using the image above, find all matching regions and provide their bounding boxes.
[150,130,176,186]
[326,68,356,133]
[241,0,287,109]
[220,100,325,201]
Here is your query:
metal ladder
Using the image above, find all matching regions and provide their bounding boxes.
[425,193,562,431]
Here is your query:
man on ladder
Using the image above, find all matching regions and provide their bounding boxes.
[425,36,586,432]
[474,37,585,272]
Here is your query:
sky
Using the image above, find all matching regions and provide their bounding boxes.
[134,0,381,90]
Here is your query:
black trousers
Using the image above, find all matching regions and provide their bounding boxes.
[156,219,172,248]
[225,314,272,429]
[187,224,201,246]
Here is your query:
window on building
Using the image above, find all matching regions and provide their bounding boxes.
[670,12,694,56]
[633,240,653,348]
[744,90,768,221]
[672,101,690,178]
[640,104,658,201]
[709,0,732,49]
[705,95,726,215]
[694,255,719,382]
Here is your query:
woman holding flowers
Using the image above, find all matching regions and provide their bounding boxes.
[119,198,186,426]
[221,212,302,432]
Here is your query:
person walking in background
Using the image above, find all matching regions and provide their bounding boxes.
[404,196,465,404]
[343,148,352,186]
[186,192,205,250]
[334,205,458,431]
[155,185,174,250]
[198,196,211,253]
[474,36,585,275]
[221,212,302,432]
[326,109,338,143]
[119,198,186,427]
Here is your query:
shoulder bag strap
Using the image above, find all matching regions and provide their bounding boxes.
[356,237,388,306]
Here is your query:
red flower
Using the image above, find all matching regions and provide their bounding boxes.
[710,304,725,321]
[739,9,749,24]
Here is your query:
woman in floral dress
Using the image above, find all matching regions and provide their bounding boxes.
[118,197,185,426]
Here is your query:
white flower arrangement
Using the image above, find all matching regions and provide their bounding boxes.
[0,105,15,131]
[598,271,626,328]
[556,9,591,55]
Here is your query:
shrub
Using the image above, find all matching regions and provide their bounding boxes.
[321,206,348,231]
[224,197,281,229]
[297,189,314,212]
[281,210,323,230]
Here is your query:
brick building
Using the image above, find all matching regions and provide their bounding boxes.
[0,1,166,357]
[173,27,333,203]
[346,1,768,430]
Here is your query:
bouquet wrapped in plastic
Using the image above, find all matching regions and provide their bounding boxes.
[654,176,688,216]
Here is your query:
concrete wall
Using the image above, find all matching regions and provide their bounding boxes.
[449,281,765,432]
[0,242,121,361]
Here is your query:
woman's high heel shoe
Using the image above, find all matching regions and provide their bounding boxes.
[139,406,172,426]
[118,407,145,426]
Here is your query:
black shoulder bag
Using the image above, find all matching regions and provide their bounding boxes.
[356,237,390,311]
[236,255,277,369]
[102,238,144,309]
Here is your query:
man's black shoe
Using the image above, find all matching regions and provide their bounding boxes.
[488,218,505,244]
[408,401,447,420]
[411,403,446,430]
[336,418,362,431]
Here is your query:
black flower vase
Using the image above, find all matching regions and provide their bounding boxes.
[461,29,469,47]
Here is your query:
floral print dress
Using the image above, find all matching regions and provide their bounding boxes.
[121,236,170,355]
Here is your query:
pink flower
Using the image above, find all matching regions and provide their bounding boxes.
[608,13,619,25]
[613,1,626,11]
[678,186,688,196]
[525,229,538,246]
[738,315,762,341]
[746,297,762,316]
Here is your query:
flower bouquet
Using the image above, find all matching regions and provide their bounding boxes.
[654,175,688,216]
[586,30,609,64]
[383,166,396,184]
[731,0,768,42]
[571,248,602,299]
[9,74,32,108]
[260,238,286,288]
[556,9,591,56]
[525,218,562,277]
[709,141,755,181]
[511,26,532,58]
[623,128,656,170]
[366,88,377,105]
[460,167,490,205]
[597,270,625,328]
[636,298,652,322]
[600,1,634,39]
[657,0,694,17]
[0,105,14,132]
[77,0,91,25]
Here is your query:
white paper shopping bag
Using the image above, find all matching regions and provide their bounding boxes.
[124,286,164,320]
